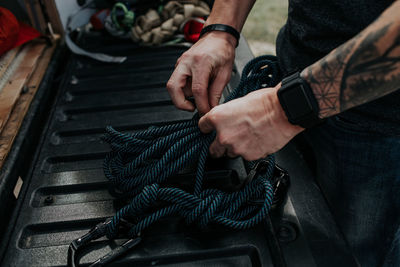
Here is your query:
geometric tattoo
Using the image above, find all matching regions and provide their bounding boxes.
[300,1,400,119]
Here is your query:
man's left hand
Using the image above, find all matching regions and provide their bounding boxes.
[198,84,304,161]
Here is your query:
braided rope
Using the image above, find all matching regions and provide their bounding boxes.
[103,55,282,238]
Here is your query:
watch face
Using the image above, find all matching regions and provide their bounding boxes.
[282,85,313,119]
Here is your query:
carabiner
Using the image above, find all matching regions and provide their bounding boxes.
[246,163,290,208]
[241,159,271,188]
[67,218,141,267]
[271,164,290,207]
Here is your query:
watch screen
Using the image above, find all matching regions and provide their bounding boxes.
[283,85,313,118]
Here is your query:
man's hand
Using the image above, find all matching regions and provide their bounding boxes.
[166,31,236,115]
[199,84,304,161]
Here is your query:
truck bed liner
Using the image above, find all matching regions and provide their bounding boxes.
[0,34,357,267]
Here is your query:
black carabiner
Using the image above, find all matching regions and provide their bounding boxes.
[246,163,290,208]
[271,164,290,207]
[241,159,271,188]
[67,218,141,267]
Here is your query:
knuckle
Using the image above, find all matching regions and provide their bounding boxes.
[191,83,204,95]
[210,90,222,98]
[192,53,203,62]
[180,52,189,61]
[166,80,175,92]
[207,110,219,124]
[217,134,229,146]
[175,57,181,66]
[231,146,241,156]
[166,80,173,89]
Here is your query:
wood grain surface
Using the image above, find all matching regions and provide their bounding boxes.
[0,39,58,169]
[0,47,22,82]
[0,41,46,133]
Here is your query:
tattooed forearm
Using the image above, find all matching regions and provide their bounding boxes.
[301,1,400,118]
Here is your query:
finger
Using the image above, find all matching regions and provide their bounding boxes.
[182,77,193,98]
[191,66,211,115]
[198,113,215,134]
[175,56,182,67]
[209,139,226,158]
[167,64,195,111]
[208,69,231,108]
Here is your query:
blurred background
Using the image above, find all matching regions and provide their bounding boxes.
[242,0,288,56]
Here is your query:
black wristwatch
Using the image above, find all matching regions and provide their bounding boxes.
[277,72,322,128]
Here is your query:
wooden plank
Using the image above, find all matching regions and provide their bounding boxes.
[24,0,38,30]
[0,40,58,169]
[24,0,48,34]
[43,0,65,35]
[0,47,22,81]
[0,41,46,134]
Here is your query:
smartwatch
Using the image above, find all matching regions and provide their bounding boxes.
[277,72,322,128]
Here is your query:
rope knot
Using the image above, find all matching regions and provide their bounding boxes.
[140,184,159,208]
[186,193,224,228]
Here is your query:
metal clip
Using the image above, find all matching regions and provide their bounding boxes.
[245,163,290,208]
[241,159,271,188]
[271,165,290,207]
[67,218,141,267]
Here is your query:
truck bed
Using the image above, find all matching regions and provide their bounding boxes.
[0,33,357,267]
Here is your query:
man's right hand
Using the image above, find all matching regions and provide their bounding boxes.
[166,31,237,115]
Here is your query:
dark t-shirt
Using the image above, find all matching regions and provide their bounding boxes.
[276,0,400,135]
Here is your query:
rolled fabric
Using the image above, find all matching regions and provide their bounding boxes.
[130,0,210,46]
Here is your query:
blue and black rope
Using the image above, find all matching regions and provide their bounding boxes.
[103,55,282,239]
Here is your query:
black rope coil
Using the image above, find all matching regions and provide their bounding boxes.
[103,55,282,238]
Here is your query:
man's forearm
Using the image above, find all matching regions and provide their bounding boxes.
[301,0,400,118]
[205,0,256,31]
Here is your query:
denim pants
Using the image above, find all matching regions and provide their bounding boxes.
[304,116,400,266]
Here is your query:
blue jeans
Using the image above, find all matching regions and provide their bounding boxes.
[304,116,400,266]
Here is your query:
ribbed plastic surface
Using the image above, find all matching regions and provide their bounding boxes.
[1,36,278,267]
[1,34,359,267]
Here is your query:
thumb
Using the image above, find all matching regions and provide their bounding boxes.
[198,112,215,134]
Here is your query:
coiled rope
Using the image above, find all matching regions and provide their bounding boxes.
[103,55,282,239]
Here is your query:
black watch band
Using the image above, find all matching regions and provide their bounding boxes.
[199,24,240,47]
[277,72,323,128]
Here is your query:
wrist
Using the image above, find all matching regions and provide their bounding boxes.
[204,14,241,32]
[200,24,239,48]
